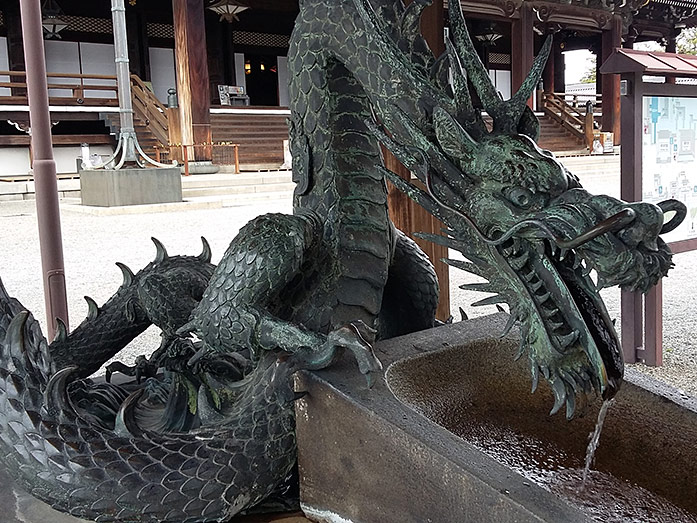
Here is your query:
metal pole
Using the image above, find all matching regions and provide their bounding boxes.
[111,0,137,165]
[19,0,69,339]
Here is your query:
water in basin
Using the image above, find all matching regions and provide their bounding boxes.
[386,337,697,523]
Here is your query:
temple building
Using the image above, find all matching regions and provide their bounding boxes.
[1,0,696,174]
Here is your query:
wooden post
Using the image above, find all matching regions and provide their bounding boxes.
[620,72,644,363]
[553,39,565,93]
[542,34,555,94]
[386,0,450,321]
[644,280,663,366]
[126,2,151,81]
[173,0,212,161]
[512,4,535,107]
[665,30,677,85]
[601,16,622,144]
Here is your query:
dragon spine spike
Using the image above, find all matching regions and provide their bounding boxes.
[52,317,68,344]
[151,237,169,262]
[115,262,134,287]
[459,307,468,321]
[114,389,144,438]
[198,236,212,263]
[6,311,28,355]
[84,296,99,320]
[43,366,79,419]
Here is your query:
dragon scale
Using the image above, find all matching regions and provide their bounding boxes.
[0,0,685,521]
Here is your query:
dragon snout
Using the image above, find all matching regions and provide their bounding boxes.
[615,199,685,251]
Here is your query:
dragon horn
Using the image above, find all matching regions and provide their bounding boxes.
[504,35,553,132]
[448,2,500,111]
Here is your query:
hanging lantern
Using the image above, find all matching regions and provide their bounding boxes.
[206,0,249,23]
[41,0,69,39]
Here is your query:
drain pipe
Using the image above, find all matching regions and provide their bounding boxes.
[19,0,69,339]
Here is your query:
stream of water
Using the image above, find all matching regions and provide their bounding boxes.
[581,398,613,487]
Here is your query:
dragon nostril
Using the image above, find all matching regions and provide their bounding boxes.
[657,199,687,235]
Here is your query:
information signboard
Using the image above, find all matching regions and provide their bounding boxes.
[642,95,697,244]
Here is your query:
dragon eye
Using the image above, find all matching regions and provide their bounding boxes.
[505,187,534,208]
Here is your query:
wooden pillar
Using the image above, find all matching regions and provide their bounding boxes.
[126,3,151,81]
[620,72,644,363]
[553,39,565,93]
[665,30,678,85]
[386,0,450,321]
[511,4,534,107]
[601,16,621,143]
[542,35,555,93]
[206,11,225,105]
[4,0,26,96]
[173,0,212,161]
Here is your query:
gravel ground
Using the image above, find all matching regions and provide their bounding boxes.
[1,194,696,397]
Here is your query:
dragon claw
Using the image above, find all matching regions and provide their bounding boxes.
[326,321,383,387]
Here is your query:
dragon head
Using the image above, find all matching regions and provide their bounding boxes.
[355,0,685,418]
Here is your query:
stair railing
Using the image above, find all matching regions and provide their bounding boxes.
[541,92,602,147]
[129,74,169,146]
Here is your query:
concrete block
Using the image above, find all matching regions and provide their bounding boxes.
[80,167,182,207]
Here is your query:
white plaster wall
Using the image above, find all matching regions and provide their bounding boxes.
[149,47,176,104]
[234,52,246,94]
[489,69,512,100]
[0,37,10,97]
[277,56,289,107]
[54,144,114,173]
[44,40,80,98]
[1,147,31,176]
[79,42,117,99]
[1,145,114,176]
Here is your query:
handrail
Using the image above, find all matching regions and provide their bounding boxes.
[0,70,171,151]
[541,92,586,142]
[0,70,118,104]
[129,74,169,146]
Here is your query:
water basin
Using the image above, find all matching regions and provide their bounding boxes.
[296,313,697,523]
[387,334,697,522]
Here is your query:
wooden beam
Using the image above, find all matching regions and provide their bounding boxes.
[172,0,212,161]
[386,0,450,322]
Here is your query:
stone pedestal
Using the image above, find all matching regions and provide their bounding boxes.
[80,167,182,207]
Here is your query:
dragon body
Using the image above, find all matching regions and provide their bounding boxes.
[0,0,684,521]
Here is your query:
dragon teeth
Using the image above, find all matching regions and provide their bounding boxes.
[509,252,529,270]
[557,330,580,347]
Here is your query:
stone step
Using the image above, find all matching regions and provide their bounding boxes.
[181,172,292,189]
[182,181,297,198]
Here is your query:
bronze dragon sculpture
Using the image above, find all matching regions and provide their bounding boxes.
[0,0,684,521]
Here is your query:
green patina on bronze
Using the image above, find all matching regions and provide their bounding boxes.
[0,1,684,521]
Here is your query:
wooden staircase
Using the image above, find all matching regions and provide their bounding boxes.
[100,75,170,156]
[211,111,289,168]
[536,114,587,153]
